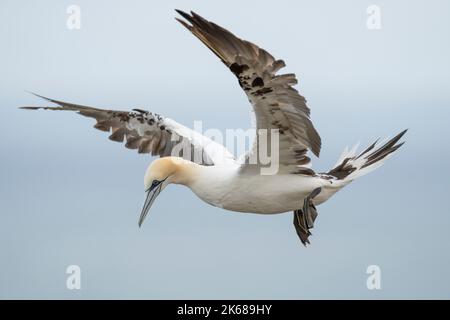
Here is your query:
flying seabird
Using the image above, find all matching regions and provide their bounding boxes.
[20,10,407,246]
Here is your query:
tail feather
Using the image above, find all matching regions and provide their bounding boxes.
[325,129,407,182]
[313,130,407,206]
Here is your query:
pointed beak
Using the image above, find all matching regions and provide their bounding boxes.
[138,181,163,227]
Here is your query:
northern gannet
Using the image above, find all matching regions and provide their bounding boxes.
[20,10,406,246]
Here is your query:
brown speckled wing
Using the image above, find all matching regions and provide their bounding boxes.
[175,10,322,169]
[21,93,235,166]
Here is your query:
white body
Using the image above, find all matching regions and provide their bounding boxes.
[21,11,406,243]
[188,164,330,214]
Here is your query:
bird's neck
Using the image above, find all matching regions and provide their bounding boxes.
[170,159,202,186]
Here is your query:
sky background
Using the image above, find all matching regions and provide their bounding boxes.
[1,0,449,299]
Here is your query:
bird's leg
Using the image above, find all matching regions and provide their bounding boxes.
[293,187,321,246]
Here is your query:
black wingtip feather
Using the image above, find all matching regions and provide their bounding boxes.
[175,9,193,23]
[175,17,191,29]
[19,106,38,110]
[26,91,52,102]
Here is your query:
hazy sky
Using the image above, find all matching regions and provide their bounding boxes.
[1,0,449,299]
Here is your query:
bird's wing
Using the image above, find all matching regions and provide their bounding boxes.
[176,10,321,171]
[21,94,236,166]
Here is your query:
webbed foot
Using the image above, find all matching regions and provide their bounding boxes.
[293,187,321,246]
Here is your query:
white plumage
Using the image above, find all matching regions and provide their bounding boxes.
[20,10,406,246]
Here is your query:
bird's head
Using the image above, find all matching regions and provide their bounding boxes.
[139,157,195,227]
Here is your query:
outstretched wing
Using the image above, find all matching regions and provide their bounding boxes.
[21,94,235,166]
[175,10,321,171]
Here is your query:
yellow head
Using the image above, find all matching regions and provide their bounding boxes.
[140,157,196,226]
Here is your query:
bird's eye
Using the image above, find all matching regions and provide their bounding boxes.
[152,180,159,187]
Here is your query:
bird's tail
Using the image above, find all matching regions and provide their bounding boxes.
[313,129,407,205]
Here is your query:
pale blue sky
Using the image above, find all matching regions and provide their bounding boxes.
[0,0,449,299]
